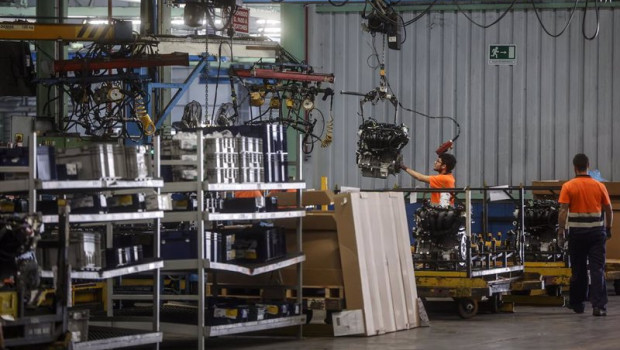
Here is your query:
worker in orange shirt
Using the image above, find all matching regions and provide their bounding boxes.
[400,153,457,207]
[557,153,613,316]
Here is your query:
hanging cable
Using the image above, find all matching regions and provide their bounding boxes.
[531,0,579,38]
[328,0,350,7]
[403,0,439,26]
[454,0,518,29]
[321,93,334,148]
[582,0,600,40]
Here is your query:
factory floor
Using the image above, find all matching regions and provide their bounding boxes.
[153,292,620,350]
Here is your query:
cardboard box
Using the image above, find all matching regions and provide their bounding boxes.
[332,310,365,337]
[606,199,620,259]
[531,180,565,198]
[270,189,335,207]
[280,212,343,286]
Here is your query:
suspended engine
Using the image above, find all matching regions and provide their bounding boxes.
[517,199,564,261]
[356,119,409,178]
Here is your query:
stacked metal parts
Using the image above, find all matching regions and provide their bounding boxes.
[518,199,563,262]
[160,225,286,264]
[55,144,151,180]
[356,120,409,178]
[162,125,287,184]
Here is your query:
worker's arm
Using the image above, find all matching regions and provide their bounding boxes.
[557,203,569,244]
[401,165,431,183]
[603,203,613,239]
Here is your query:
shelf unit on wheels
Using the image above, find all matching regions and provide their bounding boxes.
[97,130,307,349]
[0,134,164,349]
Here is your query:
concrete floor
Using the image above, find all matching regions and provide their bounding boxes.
[156,294,620,350]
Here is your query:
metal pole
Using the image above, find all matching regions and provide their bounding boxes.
[296,134,303,338]
[57,198,70,334]
[153,136,161,350]
[465,188,472,278]
[197,130,206,349]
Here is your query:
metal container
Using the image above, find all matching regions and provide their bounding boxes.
[56,144,125,179]
[55,147,92,179]
[38,231,102,271]
[90,144,114,179]
[125,145,150,179]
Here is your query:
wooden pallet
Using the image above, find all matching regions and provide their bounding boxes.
[286,286,344,299]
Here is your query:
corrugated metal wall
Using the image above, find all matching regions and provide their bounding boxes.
[306,6,620,190]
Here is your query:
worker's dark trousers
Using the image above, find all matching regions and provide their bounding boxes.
[568,231,607,309]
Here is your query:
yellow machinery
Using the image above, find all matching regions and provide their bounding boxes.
[411,188,537,319]
[415,269,531,319]
[605,259,620,295]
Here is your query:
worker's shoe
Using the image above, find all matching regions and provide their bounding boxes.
[593,307,607,316]
[567,303,585,314]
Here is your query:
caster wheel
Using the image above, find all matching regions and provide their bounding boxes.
[456,298,478,319]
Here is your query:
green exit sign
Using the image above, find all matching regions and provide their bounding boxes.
[489,44,516,65]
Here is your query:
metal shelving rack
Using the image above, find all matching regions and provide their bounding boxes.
[147,130,306,349]
[0,134,164,349]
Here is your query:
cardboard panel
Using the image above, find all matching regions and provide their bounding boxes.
[334,193,375,334]
[389,192,420,328]
[334,192,419,336]
[354,193,391,334]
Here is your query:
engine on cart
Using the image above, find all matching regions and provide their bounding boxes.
[356,119,409,178]
[516,199,563,261]
[412,202,467,268]
[0,215,42,290]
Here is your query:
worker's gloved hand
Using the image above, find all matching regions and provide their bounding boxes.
[557,230,566,249]
[606,227,612,240]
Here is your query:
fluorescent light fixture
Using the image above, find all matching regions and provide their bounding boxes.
[256,19,280,25]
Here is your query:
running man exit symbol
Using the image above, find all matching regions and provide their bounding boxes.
[489,44,516,65]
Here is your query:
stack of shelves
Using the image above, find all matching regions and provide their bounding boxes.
[0,134,164,349]
[147,130,306,349]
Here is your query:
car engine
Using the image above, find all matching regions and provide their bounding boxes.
[517,199,563,261]
[412,202,467,269]
[356,119,409,178]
